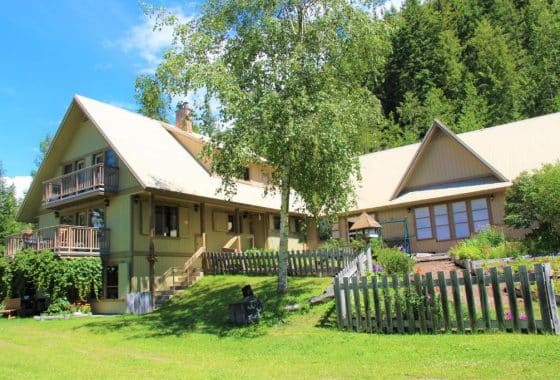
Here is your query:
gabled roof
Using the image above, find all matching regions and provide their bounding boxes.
[390,120,508,199]
[18,95,298,221]
[354,112,560,213]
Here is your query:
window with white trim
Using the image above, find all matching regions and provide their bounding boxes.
[414,207,433,240]
[452,201,470,238]
[433,204,450,241]
[470,198,490,232]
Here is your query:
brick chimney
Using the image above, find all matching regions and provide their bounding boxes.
[175,102,193,133]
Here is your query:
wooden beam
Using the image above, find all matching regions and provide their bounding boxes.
[147,192,156,310]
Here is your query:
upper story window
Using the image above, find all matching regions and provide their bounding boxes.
[155,205,178,237]
[105,149,118,167]
[414,207,433,240]
[93,152,104,165]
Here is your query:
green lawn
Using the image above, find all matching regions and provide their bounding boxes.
[0,275,559,379]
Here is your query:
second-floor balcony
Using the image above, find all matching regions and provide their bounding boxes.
[5,225,110,259]
[43,163,118,207]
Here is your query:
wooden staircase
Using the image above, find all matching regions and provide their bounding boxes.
[154,245,206,309]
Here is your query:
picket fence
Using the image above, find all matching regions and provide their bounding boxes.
[334,264,560,335]
[204,248,356,277]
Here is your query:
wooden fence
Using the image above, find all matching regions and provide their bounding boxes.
[204,248,356,277]
[334,264,560,335]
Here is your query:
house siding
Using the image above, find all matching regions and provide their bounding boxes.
[404,129,494,191]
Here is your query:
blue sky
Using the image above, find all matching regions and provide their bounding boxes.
[0,0,400,198]
[0,1,200,196]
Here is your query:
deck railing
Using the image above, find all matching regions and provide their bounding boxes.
[5,225,110,258]
[42,163,118,205]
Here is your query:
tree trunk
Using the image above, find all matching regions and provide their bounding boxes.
[277,166,291,294]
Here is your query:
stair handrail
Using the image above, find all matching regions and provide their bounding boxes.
[183,245,206,273]
[222,235,241,252]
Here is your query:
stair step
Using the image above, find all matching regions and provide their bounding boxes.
[154,270,204,308]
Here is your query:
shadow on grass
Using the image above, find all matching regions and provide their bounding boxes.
[77,275,330,339]
[315,303,338,329]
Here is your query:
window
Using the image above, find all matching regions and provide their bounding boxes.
[63,163,74,174]
[75,159,85,171]
[155,206,179,237]
[106,266,118,299]
[289,217,305,234]
[273,216,281,231]
[227,214,235,233]
[60,214,74,225]
[294,217,304,234]
[318,219,333,241]
[105,149,118,167]
[262,173,270,185]
[414,207,433,240]
[93,152,104,165]
[433,204,450,241]
[76,211,87,227]
[452,201,470,238]
[89,208,105,228]
[242,167,250,181]
[470,198,490,233]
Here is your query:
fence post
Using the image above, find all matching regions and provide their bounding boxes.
[334,276,345,328]
[543,263,560,335]
[343,277,353,330]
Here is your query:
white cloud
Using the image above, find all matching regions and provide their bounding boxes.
[114,8,192,74]
[3,176,33,200]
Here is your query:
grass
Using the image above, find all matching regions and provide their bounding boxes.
[0,275,559,379]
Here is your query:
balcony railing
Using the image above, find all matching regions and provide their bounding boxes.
[43,163,118,206]
[5,225,110,258]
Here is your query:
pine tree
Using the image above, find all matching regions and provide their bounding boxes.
[466,19,524,125]
[0,162,21,246]
[524,0,560,115]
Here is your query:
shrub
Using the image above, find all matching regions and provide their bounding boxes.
[475,226,506,246]
[505,162,560,252]
[449,227,525,260]
[3,249,102,307]
[450,240,482,260]
[375,248,414,274]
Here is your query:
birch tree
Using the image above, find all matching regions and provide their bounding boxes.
[148,0,386,293]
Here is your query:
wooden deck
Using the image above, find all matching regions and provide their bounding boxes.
[5,225,110,258]
[42,163,118,207]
